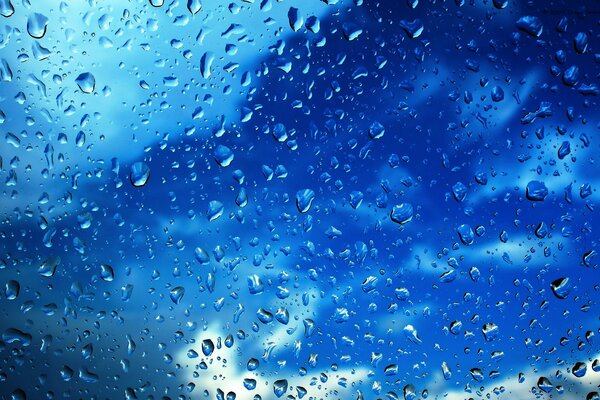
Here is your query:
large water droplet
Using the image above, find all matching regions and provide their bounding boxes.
[169,286,185,304]
[342,22,362,41]
[207,200,224,221]
[296,189,315,213]
[516,16,543,37]
[27,13,49,39]
[201,339,214,356]
[403,325,422,344]
[39,256,60,277]
[130,162,150,187]
[288,7,303,32]
[390,203,413,225]
[75,72,96,94]
[194,247,210,265]
[573,362,587,378]
[526,180,548,201]
[537,376,553,393]
[247,274,264,294]
[214,145,234,167]
[100,264,115,282]
[399,19,424,38]
[457,224,474,245]
[200,52,215,79]
[368,121,385,139]
[273,379,288,398]
[187,0,202,14]
[482,323,499,341]
[5,280,19,300]
[0,0,15,17]
[550,277,570,299]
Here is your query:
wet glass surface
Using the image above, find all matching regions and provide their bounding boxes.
[0,0,599,399]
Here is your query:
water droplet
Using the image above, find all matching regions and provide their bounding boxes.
[390,203,413,225]
[361,276,378,293]
[492,0,508,9]
[3,328,32,346]
[537,376,553,393]
[75,72,96,94]
[550,277,570,299]
[201,339,214,356]
[273,379,288,398]
[399,19,424,38]
[303,319,315,337]
[0,0,14,17]
[403,384,417,400]
[526,180,548,201]
[403,325,422,344]
[587,392,600,400]
[10,389,26,400]
[207,200,224,221]
[169,286,185,304]
[247,358,259,371]
[442,361,452,380]
[342,22,362,41]
[130,162,150,187]
[306,16,320,33]
[27,13,49,39]
[296,189,315,213]
[288,7,303,32]
[482,323,499,341]
[257,308,273,323]
[247,274,264,294]
[470,368,484,382]
[39,256,60,277]
[368,121,385,139]
[452,182,468,202]
[555,141,571,161]
[194,247,210,265]
[100,264,115,282]
[573,362,587,378]
[187,0,202,14]
[5,280,19,300]
[491,86,504,102]
[0,58,12,82]
[516,15,543,37]
[82,343,93,359]
[457,224,474,245]
[200,52,215,79]
[214,145,234,167]
[574,32,589,54]
[272,123,288,142]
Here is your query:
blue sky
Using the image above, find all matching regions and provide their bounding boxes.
[0,0,599,399]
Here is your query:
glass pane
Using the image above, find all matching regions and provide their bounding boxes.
[0,0,598,399]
